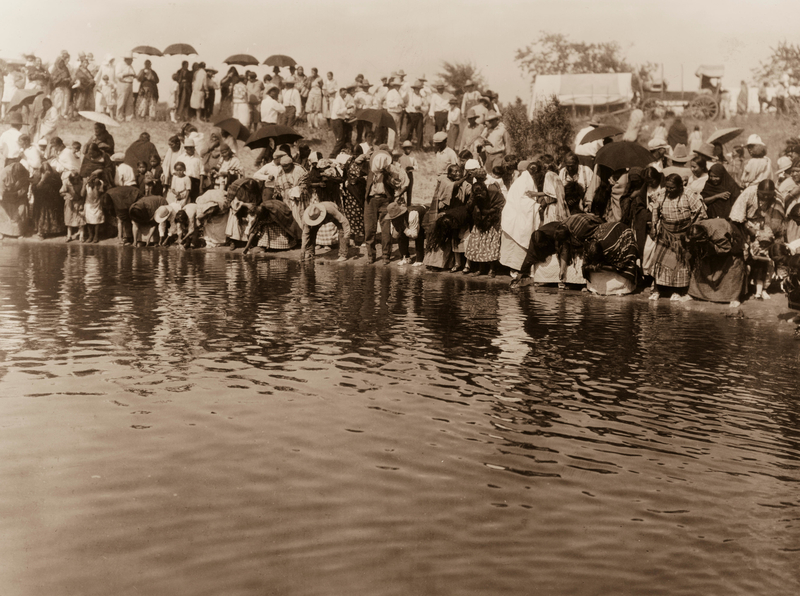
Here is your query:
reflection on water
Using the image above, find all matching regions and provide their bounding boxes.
[0,243,799,596]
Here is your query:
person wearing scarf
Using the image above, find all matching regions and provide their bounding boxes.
[464,166,505,277]
[666,116,688,149]
[0,162,31,238]
[701,163,741,219]
[50,52,73,119]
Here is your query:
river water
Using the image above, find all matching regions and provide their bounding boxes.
[0,243,798,596]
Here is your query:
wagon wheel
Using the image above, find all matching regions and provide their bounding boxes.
[689,95,719,120]
[641,98,661,119]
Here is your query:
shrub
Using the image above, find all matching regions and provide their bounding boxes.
[502,95,573,158]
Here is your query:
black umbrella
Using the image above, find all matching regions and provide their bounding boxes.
[7,89,42,113]
[224,54,259,67]
[132,45,163,57]
[214,117,251,142]
[245,124,303,149]
[263,54,296,68]
[353,108,396,132]
[594,141,653,171]
[163,43,198,56]
[579,125,624,145]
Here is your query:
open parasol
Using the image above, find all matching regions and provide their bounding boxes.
[78,110,121,128]
[352,109,397,131]
[263,54,296,68]
[7,89,42,112]
[132,45,163,57]
[594,141,653,171]
[214,117,251,142]
[162,43,198,56]
[705,127,744,146]
[224,54,259,67]
[579,125,624,145]
[245,124,303,149]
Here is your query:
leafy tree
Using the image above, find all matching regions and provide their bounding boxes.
[515,32,656,92]
[503,96,573,158]
[438,61,486,97]
[753,41,800,83]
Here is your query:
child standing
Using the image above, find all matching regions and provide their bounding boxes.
[166,161,191,206]
[98,75,116,116]
[61,172,85,242]
[148,154,164,195]
[398,141,418,206]
[82,174,105,243]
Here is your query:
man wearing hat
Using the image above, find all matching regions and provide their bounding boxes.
[281,75,302,127]
[429,83,451,134]
[253,148,287,198]
[180,139,204,200]
[115,52,136,122]
[574,119,603,157]
[112,152,136,187]
[386,200,427,266]
[275,155,308,226]
[461,79,481,118]
[300,201,351,262]
[329,85,355,158]
[353,80,373,145]
[0,112,25,166]
[647,137,671,172]
[129,191,168,246]
[433,131,459,176]
[404,80,426,149]
[364,147,396,264]
[260,84,286,126]
[663,143,692,186]
[481,111,508,172]
[385,78,405,149]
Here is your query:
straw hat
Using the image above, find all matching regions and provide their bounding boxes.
[303,203,327,227]
[648,137,669,151]
[432,131,447,143]
[110,152,125,162]
[670,144,691,163]
[485,111,500,122]
[694,143,716,160]
[464,159,481,171]
[154,205,173,224]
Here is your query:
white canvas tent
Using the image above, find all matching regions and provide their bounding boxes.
[529,73,633,118]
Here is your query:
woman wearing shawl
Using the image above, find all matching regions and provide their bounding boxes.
[136,61,160,121]
[73,58,96,112]
[306,78,324,129]
[785,168,800,243]
[218,67,239,119]
[737,81,749,115]
[303,158,343,250]
[31,161,65,238]
[684,219,747,306]
[622,109,644,142]
[499,161,537,278]
[423,164,463,269]
[666,116,688,149]
[582,222,640,295]
[80,143,115,190]
[464,167,504,276]
[32,97,59,143]
[341,154,367,245]
[225,178,261,247]
[50,54,73,119]
[124,132,159,170]
[173,62,192,122]
[83,123,115,156]
[242,201,302,253]
[701,163,740,219]
[0,162,31,238]
[190,63,208,121]
[649,173,707,301]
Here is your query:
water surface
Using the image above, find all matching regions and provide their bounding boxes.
[0,243,798,596]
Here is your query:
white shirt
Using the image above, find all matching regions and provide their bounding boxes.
[114,163,136,186]
[0,127,23,160]
[405,91,423,114]
[385,89,404,114]
[21,146,43,174]
[281,87,302,112]
[330,95,348,120]
[115,62,136,85]
[429,92,450,115]
[260,95,286,124]
[252,161,283,186]
[182,154,203,179]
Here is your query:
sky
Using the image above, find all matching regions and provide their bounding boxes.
[1,0,799,102]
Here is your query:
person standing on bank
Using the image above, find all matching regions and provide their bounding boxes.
[329,85,355,158]
[281,76,302,127]
[115,53,136,122]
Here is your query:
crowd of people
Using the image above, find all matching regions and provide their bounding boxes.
[1,50,799,308]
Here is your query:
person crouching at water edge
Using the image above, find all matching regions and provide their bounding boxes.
[386,200,427,266]
[300,202,350,262]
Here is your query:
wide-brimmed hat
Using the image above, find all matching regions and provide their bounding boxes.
[303,203,327,227]
[694,143,716,160]
[485,111,500,122]
[265,83,280,94]
[396,69,406,77]
[746,133,765,147]
[279,155,293,165]
[588,119,602,127]
[411,80,423,89]
[777,155,793,174]
[283,75,296,85]
[432,131,447,143]
[648,137,669,151]
[273,149,287,159]
[466,107,478,119]
[154,205,173,224]
[6,112,23,125]
[401,140,413,148]
[386,201,408,220]
[183,138,195,148]
[517,160,531,172]
[359,79,371,88]
[464,79,475,86]
[111,152,125,162]
[37,138,48,147]
[670,143,691,163]
[448,97,459,104]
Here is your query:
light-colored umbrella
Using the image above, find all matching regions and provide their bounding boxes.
[78,110,120,128]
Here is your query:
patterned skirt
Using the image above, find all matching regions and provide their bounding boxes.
[341,189,364,239]
[257,221,294,250]
[465,225,501,262]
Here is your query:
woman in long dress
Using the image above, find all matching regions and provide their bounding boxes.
[218,67,239,119]
[685,218,747,307]
[306,78,323,129]
[649,173,707,300]
[232,78,250,129]
[0,163,31,238]
[464,168,504,276]
[136,60,159,121]
[701,163,740,220]
[32,162,65,238]
[341,155,366,245]
[423,165,463,269]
